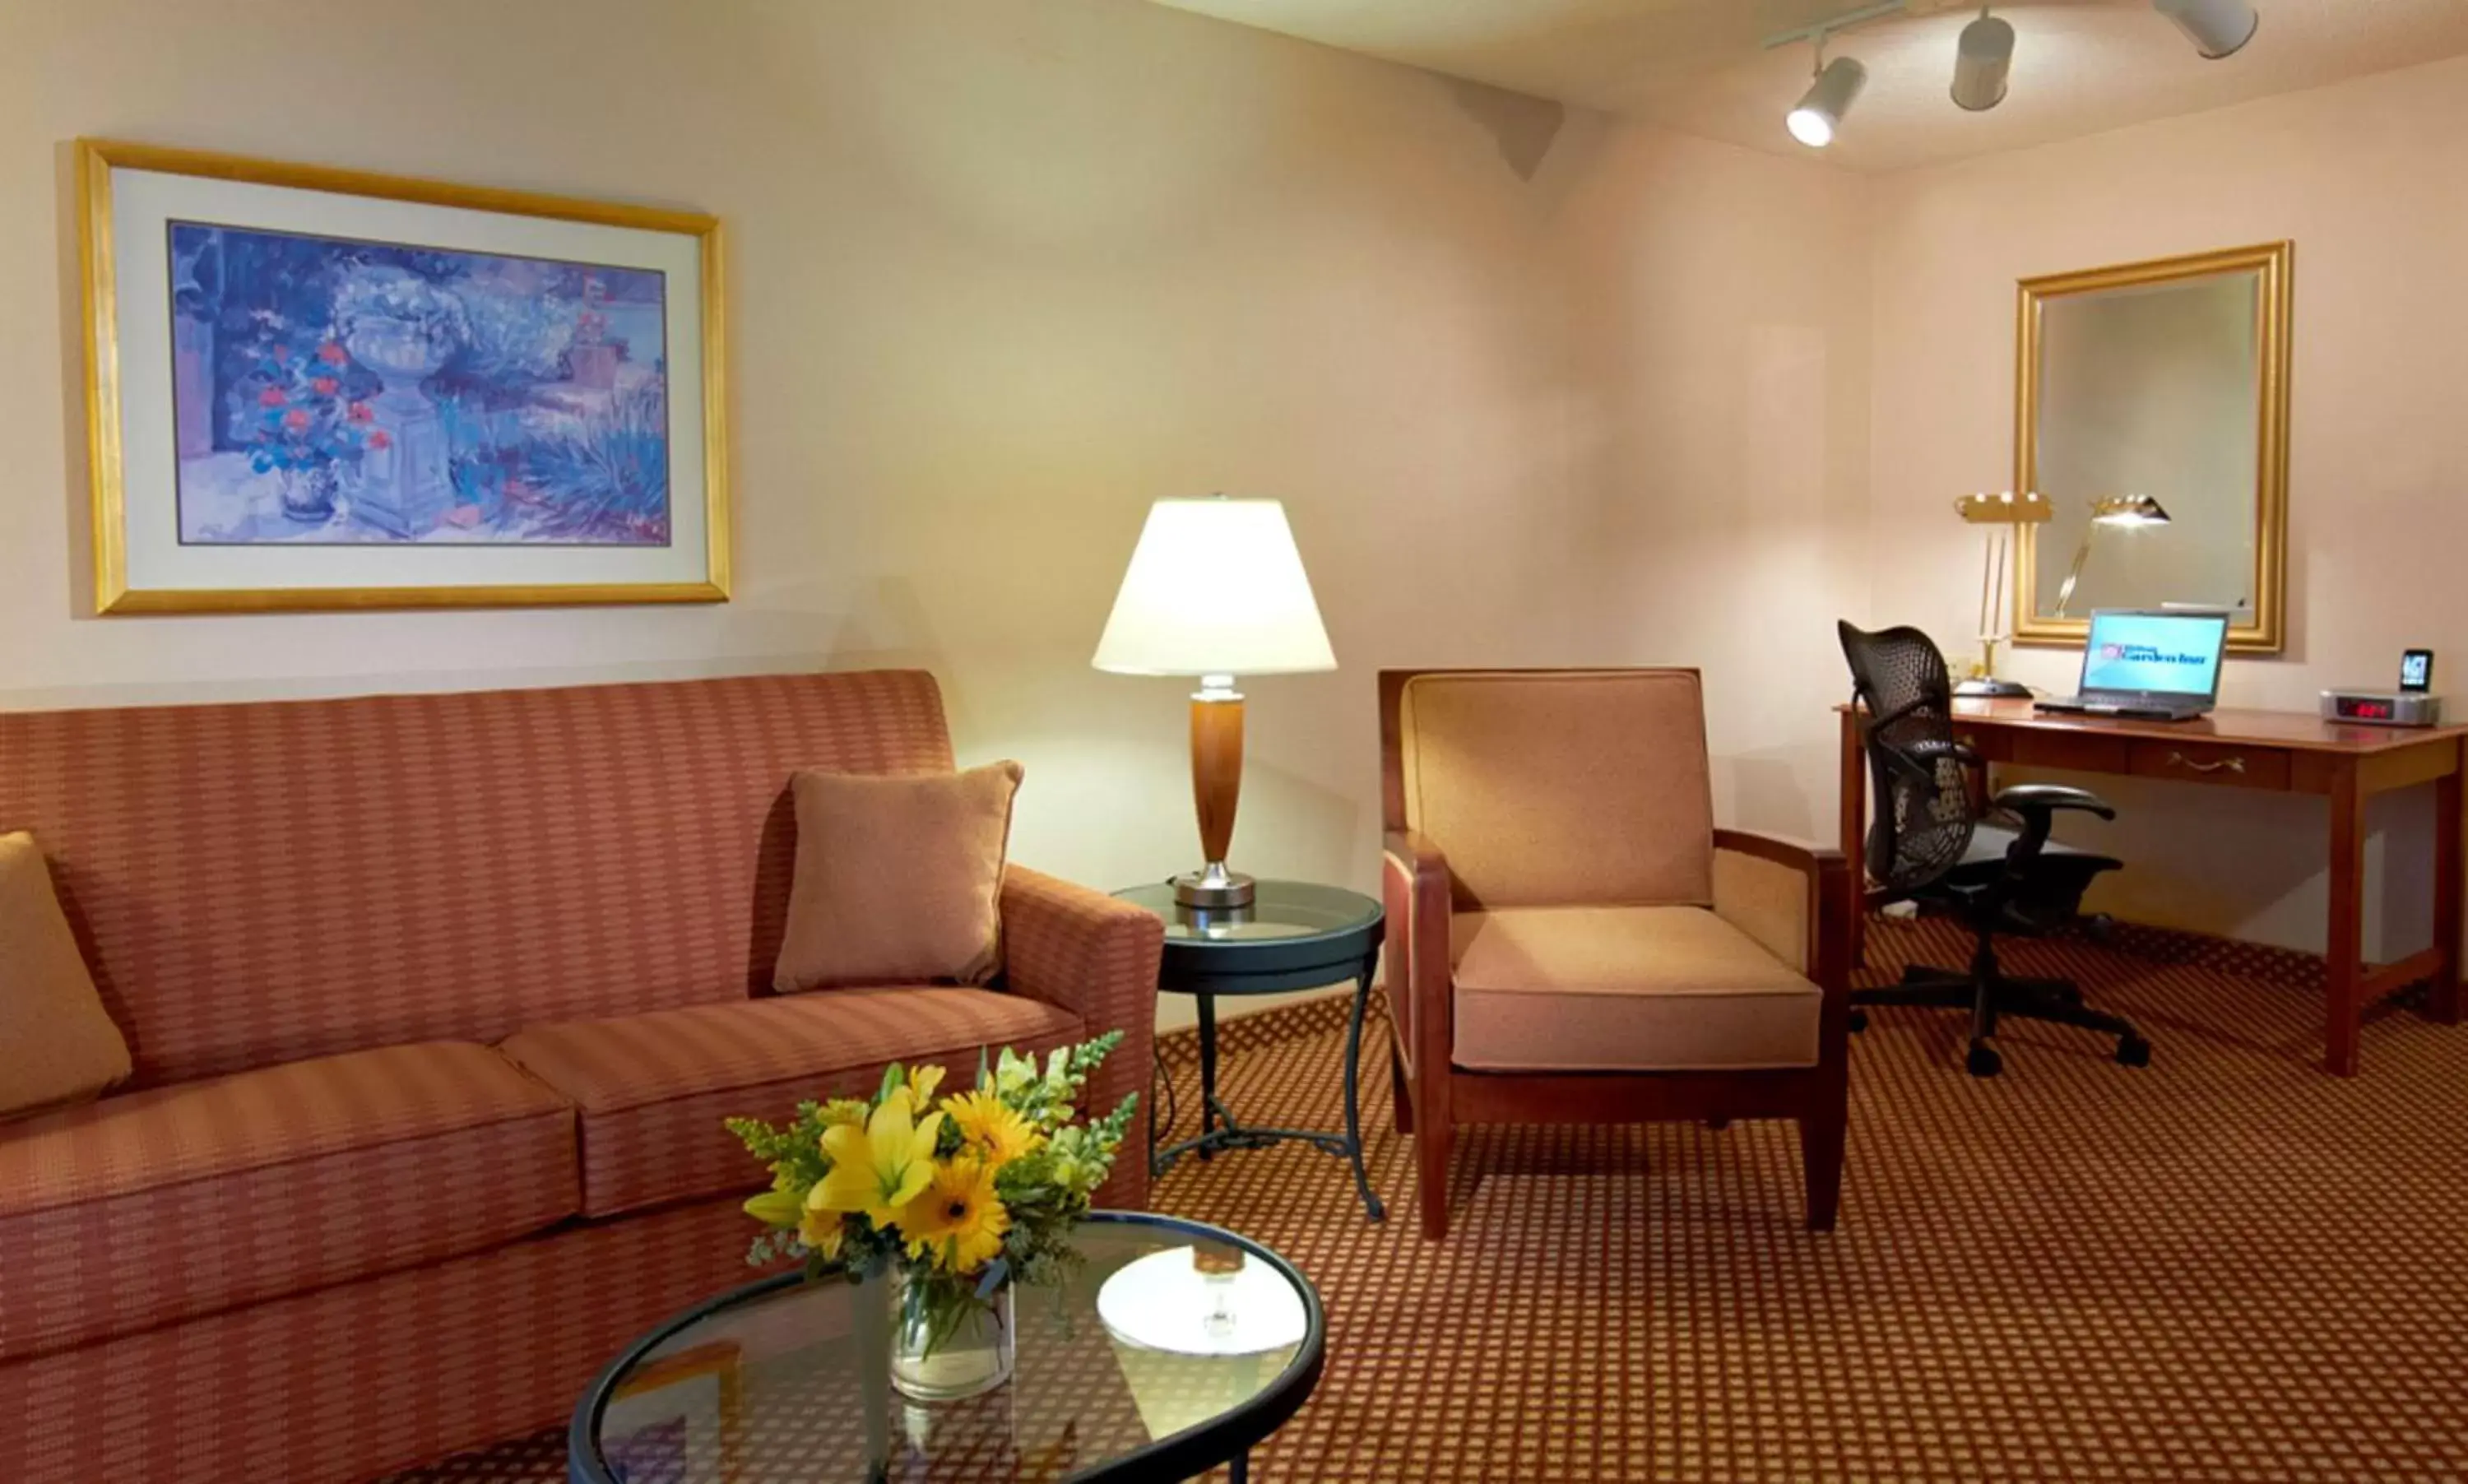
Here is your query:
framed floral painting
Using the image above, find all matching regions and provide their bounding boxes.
[76,139,727,613]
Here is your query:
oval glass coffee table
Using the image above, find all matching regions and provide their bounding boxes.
[568,1213,1322,1484]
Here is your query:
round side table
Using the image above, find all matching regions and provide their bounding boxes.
[1115,880,1385,1222]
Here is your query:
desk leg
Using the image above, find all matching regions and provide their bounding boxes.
[1839,708,1867,969]
[2327,761,2367,1078]
[2435,741,2465,1026]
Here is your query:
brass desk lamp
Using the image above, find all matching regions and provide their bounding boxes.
[1952,489,2049,698]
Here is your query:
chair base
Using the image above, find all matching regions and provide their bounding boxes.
[1849,963,2151,1077]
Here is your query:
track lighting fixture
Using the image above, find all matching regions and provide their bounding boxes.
[1788,53,1868,148]
[1951,8,2015,113]
[1764,0,2255,149]
[2155,0,2258,59]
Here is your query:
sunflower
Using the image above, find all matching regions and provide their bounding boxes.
[944,1088,1044,1170]
[898,1157,1009,1273]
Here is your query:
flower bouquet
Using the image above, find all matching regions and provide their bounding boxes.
[728,1032,1137,1401]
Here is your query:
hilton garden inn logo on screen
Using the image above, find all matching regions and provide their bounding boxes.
[2099,642,2211,666]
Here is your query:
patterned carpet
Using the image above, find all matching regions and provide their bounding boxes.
[399,918,2468,1482]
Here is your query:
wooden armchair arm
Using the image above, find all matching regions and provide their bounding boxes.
[1381,829,1454,1080]
[1712,828,1852,1003]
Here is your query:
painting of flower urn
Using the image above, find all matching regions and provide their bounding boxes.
[170,227,673,546]
[80,139,725,613]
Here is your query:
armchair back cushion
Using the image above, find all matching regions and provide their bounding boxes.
[1396,670,1716,910]
[0,672,954,1087]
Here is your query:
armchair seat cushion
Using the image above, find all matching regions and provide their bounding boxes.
[499,988,1082,1217]
[1449,907,1821,1073]
[0,1041,577,1364]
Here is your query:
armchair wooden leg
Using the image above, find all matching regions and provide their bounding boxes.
[1417,1116,1453,1241]
[1800,1107,1845,1232]
[1388,1041,1413,1134]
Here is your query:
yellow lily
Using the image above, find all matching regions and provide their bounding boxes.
[799,1185,846,1260]
[814,1088,946,1226]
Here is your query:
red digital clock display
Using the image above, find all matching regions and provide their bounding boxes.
[2346,699,2392,719]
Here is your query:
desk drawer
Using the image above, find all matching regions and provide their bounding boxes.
[2129,739,2289,791]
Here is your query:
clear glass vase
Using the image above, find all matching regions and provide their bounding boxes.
[889,1267,1016,1403]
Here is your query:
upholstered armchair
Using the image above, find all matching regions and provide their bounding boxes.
[1378,669,1852,1241]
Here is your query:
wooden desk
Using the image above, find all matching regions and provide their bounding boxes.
[1835,698,2468,1076]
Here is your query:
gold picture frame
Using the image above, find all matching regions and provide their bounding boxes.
[2011,239,2291,655]
[77,138,729,613]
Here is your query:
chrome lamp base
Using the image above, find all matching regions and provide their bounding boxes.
[1172,861,1255,910]
[1954,676,2034,699]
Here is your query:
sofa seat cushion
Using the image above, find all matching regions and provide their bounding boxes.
[0,1041,578,1363]
[1450,907,1821,1073]
[499,988,1083,1218]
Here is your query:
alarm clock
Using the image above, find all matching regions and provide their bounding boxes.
[2320,690,2443,727]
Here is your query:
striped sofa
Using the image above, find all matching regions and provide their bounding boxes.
[0,671,1163,1482]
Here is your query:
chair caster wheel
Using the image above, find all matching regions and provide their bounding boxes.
[1848,1009,1869,1033]
[1965,1042,2003,1078]
[2117,1036,2152,1068]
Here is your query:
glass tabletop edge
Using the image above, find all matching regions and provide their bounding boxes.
[563,1210,1328,1484]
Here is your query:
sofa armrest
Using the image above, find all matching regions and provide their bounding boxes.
[999,865,1165,1209]
[1382,829,1454,1081]
[1712,828,1851,1002]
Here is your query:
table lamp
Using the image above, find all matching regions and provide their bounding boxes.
[1093,495,1336,909]
[2052,494,2172,618]
[1952,489,2049,698]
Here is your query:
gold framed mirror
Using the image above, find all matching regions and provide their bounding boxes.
[2012,241,2292,654]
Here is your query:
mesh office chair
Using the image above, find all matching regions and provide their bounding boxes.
[1838,621,2153,1077]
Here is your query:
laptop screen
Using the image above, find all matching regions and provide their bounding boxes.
[2080,610,2229,699]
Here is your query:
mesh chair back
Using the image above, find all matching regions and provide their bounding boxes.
[1837,622,1978,893]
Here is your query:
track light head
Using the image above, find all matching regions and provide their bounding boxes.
[1951,12,2015,112]
[2155,0,2258,59]
[1788,56,1867,148]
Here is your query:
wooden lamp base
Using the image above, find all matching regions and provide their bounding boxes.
[1178,677,1254,909]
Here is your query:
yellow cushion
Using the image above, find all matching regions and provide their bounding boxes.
[0,832,132,1122]
[772,762,1023,991]
[1449,905,1820,1073]
[1398,671,1715,910]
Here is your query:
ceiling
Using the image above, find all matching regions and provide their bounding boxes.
[1146,0,2468,172]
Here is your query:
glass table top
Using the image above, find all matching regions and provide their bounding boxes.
[1115,879,1380,948]
[574,1213,1322,1484]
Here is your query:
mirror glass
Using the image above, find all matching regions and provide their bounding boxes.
[2015,243,2289,653]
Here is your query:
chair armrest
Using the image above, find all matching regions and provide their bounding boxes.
[998,865,1165,1208]
[1382,829,1454,1080]
[1711,828,1853,1000]
[1992,783,2116,822]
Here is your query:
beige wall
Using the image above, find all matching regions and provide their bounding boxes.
[1869,54,2468,955]
[1552,123,1872,846]
[0,0,1622,1027]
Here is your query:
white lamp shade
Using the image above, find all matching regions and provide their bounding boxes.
[1092,498,1337,678]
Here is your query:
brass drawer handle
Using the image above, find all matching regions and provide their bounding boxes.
[2167,751,2245,775]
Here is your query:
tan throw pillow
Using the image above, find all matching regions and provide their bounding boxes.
[1,831,133,1122]
[773,762,1024,992]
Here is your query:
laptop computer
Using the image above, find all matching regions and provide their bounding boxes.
[2034,608,2229,721]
